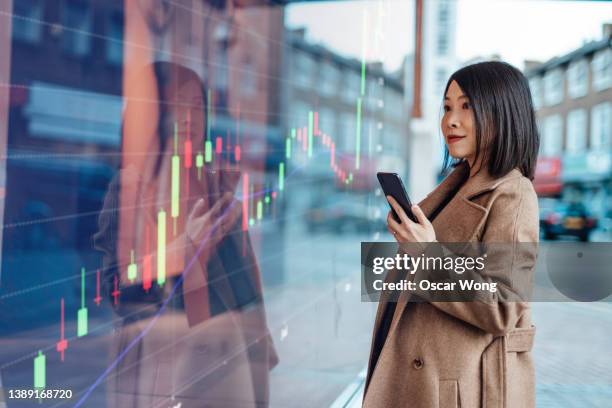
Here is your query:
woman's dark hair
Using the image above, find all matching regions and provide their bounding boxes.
[441,61,540,180]
[151,62,207,177]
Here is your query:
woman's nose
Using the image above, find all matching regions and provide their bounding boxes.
[447,112,460,129]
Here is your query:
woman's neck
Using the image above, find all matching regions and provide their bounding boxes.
[467,156,486,178]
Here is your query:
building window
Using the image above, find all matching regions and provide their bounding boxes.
[436,0,450,55]
[384,126,402,152]
[384,90,404,120]
[106,10,124,65]
[543,69,564,106]
[529,77,542,109]
[567,59,588,98]
[591,102,611,149]
[290,101,310,126]
[437,1,450,23]
[343,71,361,102]
[566,109,587,152]
[541,115,563,156]
[362,118,372,142]
[24,81,122,146]
[318,107,336,137]
[436,67,447,95]
[436,32,449,56]
[321,63,339,97]
[294,51,315,88]
[241,57,257,97]
[62,0,92,57]
[592,48,612,91]
[341,112,356,151]
[13,0,43,44]
[367,79,382,110]
[213,46,229,94]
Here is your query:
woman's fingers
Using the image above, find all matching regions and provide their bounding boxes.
[201,193,233,224]
[189,193,241,246]
[387,210,405,238]
[210,192,231,212]
[212,195,240,235]
[386,196,413,226]
[411,204,429,226]
[188,197,206,220]
[208,203,239,247]
[218,199,240,232]
[385,198,436,244]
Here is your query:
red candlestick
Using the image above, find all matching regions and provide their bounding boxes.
[56,298,68,362]
[143,225,152,292]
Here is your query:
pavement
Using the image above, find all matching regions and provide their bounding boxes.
[333,301,612,408]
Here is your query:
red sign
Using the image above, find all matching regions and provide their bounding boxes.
[534,157,562,196]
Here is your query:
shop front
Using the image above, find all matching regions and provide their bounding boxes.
[562,150,612,220]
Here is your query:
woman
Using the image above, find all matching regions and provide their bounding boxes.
[364,61,539,407]
[94,62,277,407]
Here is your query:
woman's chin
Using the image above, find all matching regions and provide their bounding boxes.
[447,150,467,160]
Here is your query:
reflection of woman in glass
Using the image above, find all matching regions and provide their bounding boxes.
[364,62,539,407]
[94,62,277,407]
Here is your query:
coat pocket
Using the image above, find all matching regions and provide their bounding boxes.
[439,379,460,408]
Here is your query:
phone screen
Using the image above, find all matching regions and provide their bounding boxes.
[377,172,417,223]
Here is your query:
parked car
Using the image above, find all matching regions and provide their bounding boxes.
[540,201,597,241]
[306,194,386,234]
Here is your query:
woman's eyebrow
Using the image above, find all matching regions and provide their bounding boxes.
[444,94,468,100]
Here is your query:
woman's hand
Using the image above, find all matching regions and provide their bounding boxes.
[186,193,241,262]
[386,195,436,246]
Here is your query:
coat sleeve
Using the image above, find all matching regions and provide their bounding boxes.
[92,172,165,320]
[410,178,539,336]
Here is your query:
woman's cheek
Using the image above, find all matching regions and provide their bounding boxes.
[467,136,477,156]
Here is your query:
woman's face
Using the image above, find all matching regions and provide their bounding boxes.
[165,78,205,145]
[441,80,477,166]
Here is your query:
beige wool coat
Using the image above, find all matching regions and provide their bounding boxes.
[364,161,539,408]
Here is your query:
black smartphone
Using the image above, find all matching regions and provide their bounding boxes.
[377,172,417,223]
[188,168,241,210]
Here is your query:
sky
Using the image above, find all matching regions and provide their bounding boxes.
[286,0,612,72]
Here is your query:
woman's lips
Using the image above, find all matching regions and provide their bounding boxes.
[447,135,465,144]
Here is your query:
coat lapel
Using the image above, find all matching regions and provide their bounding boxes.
[416,160,470,220]
[419,161,523,242]
[415,160,487,243]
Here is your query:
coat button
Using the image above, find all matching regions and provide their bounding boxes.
[413,358,424,370]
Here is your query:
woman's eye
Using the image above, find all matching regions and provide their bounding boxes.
[462,102,470,110]
[443,105,450,112]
